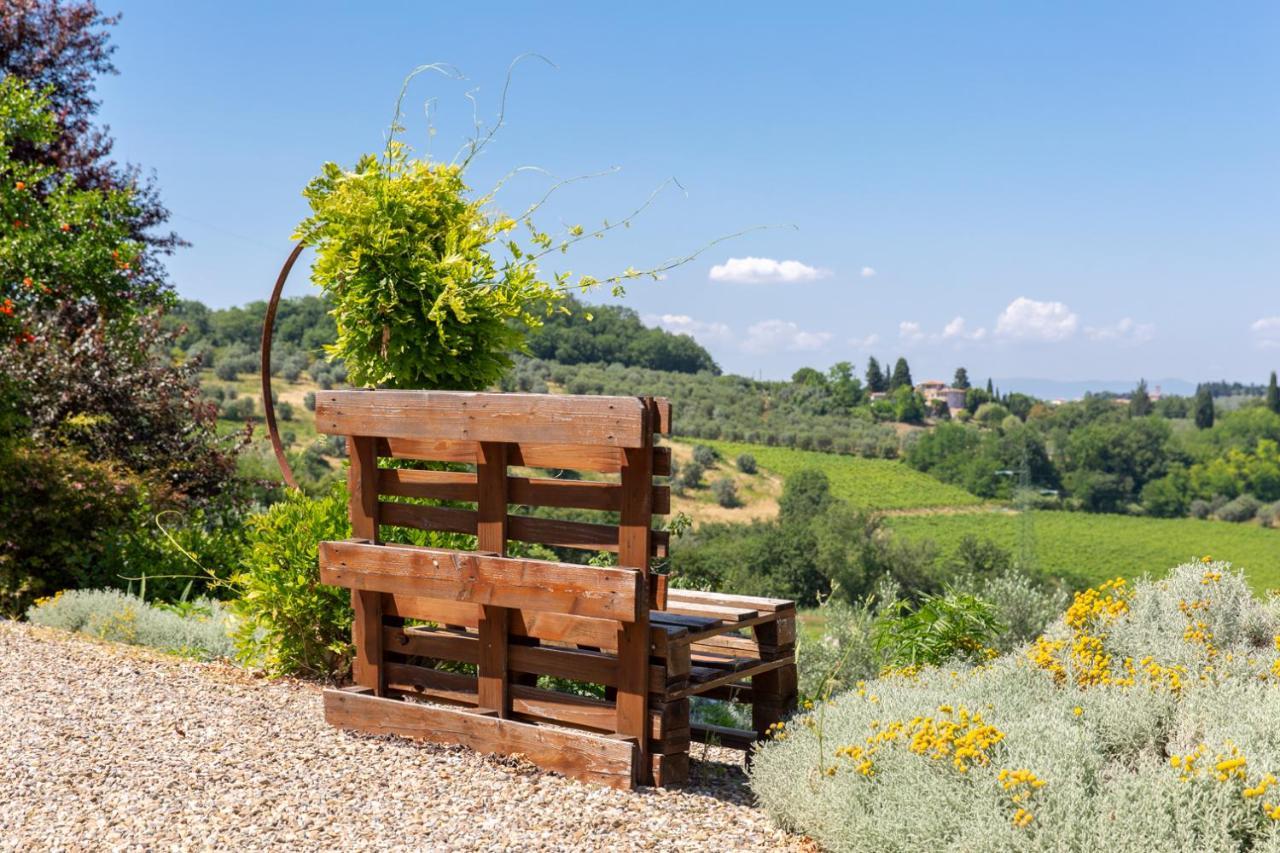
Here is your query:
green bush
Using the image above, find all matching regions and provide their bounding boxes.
[712,477,740,508]
[0,440,141,616]
[1214,493,1263,523]
[751,562,1280,851]
[736,453,758,474]
[692,444,719,468]
[231,482,353,679]
[872,592,1004,667]
[26,588,235,660]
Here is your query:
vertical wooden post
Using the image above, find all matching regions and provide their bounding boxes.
[617,407,654,785]
[347,436,384,695]
[751,618,798,738]
[475,441,511,717]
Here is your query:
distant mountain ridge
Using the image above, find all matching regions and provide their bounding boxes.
[992,377,1197,400]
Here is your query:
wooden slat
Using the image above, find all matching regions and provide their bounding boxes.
[663,601,759,623]
[649,398,672,435]
[669,658,793,701]
[319,540,642,622]
[692,633,791,658]
[317,390,648,448]
[616,438,654,784]
[348,436,383,695]
[378,468,478,502]
[378,438,671,476]
[324,689,638,789]
[382,661,679,740]
[508,477,670,515]
[665,588,796,614]
[379,502,477,535]
[379,503,669,557]
[381,594,686,656]
[691,723,757,751]
[387,627,672,692]
[475,442,510,716]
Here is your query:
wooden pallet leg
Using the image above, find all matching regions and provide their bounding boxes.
[750,618,797,738]
[649,698,691,786]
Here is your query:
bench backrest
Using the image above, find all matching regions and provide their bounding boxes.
[315,390,671,566]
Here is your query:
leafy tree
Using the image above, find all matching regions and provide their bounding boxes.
[735,453,757,474]
[953,367,971,390]
[1267,371,1280,415]
[1,0,181,274]
[890,357,913,391]
[865,357,888,393]
[893,385,926,424]
[1194,386,1216,430]
[827,361,864,409]
[1129,379,1153,417]
[711,477,740,508]
[779,468,834,522]
[792,366,826,387]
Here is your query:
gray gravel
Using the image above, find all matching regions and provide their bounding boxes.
[0,621,807,851]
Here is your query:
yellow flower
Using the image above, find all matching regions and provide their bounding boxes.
[1073,707,1083,717]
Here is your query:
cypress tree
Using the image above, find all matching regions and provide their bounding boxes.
[1194,386,1215,430]
[986,377,994,395]
[890,357,913,391]
[1267,371,1280,415]
[865,357,887,393]
[953,367,971,390]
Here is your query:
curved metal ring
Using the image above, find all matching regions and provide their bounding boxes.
[260,241,307,490]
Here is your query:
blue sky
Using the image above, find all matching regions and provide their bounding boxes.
[96,2,1279,385]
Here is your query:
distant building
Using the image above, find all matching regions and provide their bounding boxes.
[915,380,966,415]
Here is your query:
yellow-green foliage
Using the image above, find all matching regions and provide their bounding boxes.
[751,562,1280,852]
[699,439,981,511]
[889,511,1280,592]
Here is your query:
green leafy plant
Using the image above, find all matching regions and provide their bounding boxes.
[872,591,1004,667]
[230,483,354,679]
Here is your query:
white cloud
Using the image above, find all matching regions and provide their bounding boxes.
[848,333,880,348]
[1252,316,1280,348]
[860,266,877,278]
[898,321,926,343]
[898,317,986,345]
[644,313,732,344]
[1085,317,1155,345]
[708,256,829,284]
[995,297,1079,342]
[942,316,988,342]
[742,319,832,353]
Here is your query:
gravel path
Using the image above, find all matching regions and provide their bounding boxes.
[0,622,807,851]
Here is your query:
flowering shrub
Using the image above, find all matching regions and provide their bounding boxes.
[751,561,1280,850]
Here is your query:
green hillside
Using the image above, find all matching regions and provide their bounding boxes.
[697,439,982,511]
[888,510,1280,592]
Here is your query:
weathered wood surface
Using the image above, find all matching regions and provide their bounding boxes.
[377,469,670,515]
[375,437,671,477]
[316,390,649,448]
[324,688,639,789]
[319,540,642,623]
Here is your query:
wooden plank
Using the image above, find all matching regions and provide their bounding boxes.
[616,438,654,785]
[378,468,478,502]
[649,398,672,435]
[383,661,678,739]
[324,688,638,789]
[379,438,671,477]
[319,540,643,623]
[385,627,675,694]
[692,633,792,658]
[651,751,689,787]
[382,594,686,656]
[347,436,383,695]
[668,657,793,701]
[508,476,670,515]
[316,390,648,448]
[665,588,795,614]
[508,514,669,558]
[378,502,478,535]
[662,601,759,623]
[691,723,757,751]
[475,442,509,716]
[650,612,722,632]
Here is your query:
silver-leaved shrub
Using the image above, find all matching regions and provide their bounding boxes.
[26,588,235,660]
[751,561,1280,851]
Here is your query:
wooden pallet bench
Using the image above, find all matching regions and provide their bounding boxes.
[316,390,797,788]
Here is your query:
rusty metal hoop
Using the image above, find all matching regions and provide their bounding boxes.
[260,241,307,489]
